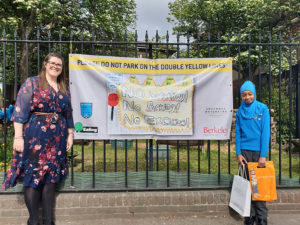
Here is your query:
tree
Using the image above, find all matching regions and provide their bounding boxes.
[168,0,299,38]
[0,0,137,83]
[168,0,299,79]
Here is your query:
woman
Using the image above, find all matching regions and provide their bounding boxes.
[235,80,270,225]
[2,53,74,225]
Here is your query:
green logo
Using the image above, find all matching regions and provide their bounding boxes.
[74,122,83,132]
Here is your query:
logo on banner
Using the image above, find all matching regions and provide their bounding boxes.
[74,122,98,134]
[80,103,93,118]
[75,122,83,132]
[203,126,229,134]
[204,107,229,117]
[80,127,98,133]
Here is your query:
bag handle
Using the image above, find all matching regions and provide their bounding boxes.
[238,164,247,178]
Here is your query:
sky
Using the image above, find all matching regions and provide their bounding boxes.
[134,0,177,42]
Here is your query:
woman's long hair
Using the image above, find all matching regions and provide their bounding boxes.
[39,53,67,94]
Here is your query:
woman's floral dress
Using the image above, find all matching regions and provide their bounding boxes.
[2,76,74,189]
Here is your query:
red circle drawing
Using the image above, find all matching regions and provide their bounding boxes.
[108,93,119,106]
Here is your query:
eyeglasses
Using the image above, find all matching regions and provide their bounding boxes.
[47,61,62,68]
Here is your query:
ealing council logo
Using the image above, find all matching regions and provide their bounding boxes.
[74,122,98,134]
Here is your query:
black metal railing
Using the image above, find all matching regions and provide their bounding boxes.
[0,28,299,191]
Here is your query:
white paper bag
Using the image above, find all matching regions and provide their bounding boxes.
[229,165,251,217]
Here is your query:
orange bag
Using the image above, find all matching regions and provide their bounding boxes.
[247,161,277,201]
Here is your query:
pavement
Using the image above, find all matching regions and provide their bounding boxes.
[2,213,300,225]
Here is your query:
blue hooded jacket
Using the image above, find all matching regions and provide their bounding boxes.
[0,109,4,120]
[235,81,270,157]
[6,105,14,121]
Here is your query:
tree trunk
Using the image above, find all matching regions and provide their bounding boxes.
[18,22,34,84]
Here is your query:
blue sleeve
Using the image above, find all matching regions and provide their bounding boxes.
[12,78,34,123]
[6,105,14,121]
[235,110,242,155]
[0,109,4,119]
[260,107,270,157]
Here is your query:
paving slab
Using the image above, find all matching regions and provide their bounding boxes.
[1,213,300,225]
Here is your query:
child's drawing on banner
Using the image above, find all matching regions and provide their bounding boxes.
[107,74,194,135]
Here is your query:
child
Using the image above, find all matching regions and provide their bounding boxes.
[235,80,270,225]
[5,100,15,123]
[0,108,4,124]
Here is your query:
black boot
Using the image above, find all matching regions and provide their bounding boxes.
[257,218,267,225]
[27,218,40,225]
[43,220,55,225]
[244,216,255,225]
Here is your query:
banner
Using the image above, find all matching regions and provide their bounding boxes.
[69,54,233,140]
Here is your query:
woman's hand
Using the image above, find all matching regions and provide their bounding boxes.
[13,137,24,156]
[13,122,24,155]
[237,154,247,166]
[66,133,73,151]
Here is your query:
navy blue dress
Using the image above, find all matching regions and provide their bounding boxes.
[2,76,74,189]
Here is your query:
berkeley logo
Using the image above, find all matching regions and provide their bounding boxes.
[203,126,228,134]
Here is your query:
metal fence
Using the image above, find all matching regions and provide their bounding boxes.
[0,29,299,191]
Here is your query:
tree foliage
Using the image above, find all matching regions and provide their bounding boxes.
[168,0,299,38]
[168,0,299,80]
[0,0,137,83]
[261,80,296,144]
[0,0,136,38]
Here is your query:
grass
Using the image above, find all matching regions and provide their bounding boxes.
[71,140,300,178]
[0,123,14,171]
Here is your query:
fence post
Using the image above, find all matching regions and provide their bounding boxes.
[2,29,7,173]
[297,62,300,138]
[148,43,154,171]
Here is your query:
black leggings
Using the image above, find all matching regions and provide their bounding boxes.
[24,183,56,225]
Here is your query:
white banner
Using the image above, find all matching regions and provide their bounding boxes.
[69,54,233,140]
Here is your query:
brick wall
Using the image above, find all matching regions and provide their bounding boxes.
[0,189,299,222]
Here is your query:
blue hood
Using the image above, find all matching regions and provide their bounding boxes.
[239,80,264,119]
